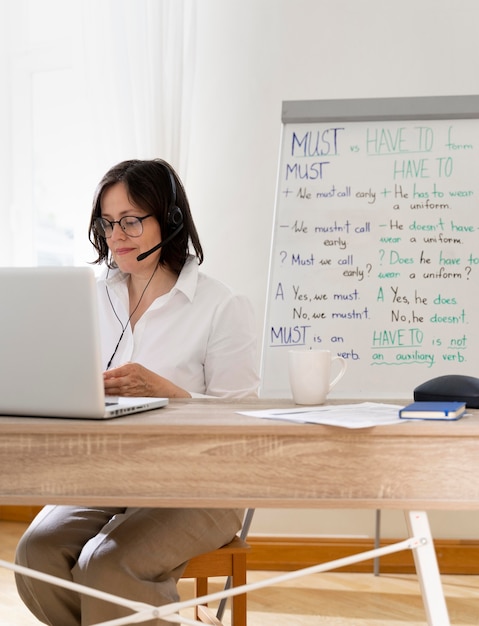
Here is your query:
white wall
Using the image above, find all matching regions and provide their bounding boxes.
[186,0,479,538]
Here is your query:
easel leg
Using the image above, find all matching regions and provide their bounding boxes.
[373,508,381,576]
[405,511,450,626]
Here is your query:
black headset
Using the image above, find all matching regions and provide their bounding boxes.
[136,161,184,262]
[107,161,186,365]
[160,159,184,231]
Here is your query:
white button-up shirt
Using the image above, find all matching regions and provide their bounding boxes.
[96,256,260,398]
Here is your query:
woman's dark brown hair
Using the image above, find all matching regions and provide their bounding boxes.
[88,158,203,274]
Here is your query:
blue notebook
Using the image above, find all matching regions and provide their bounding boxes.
[399,401,466,420]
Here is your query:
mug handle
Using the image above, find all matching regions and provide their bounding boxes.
[328,356,347,391]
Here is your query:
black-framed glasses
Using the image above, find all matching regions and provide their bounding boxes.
[94,214,153,238]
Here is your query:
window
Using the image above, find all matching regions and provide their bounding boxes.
[6,0,92,266]
[3,0,195,267]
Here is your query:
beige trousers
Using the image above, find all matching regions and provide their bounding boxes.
[15,505,243,626]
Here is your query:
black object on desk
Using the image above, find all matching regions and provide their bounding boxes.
[414,374,479,408]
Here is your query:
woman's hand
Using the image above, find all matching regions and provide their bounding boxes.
[103,363,191,398]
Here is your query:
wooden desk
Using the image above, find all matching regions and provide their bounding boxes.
[1,398,474,625]
[0,398,477,510]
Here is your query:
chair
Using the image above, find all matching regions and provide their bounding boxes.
[180,509,255,626]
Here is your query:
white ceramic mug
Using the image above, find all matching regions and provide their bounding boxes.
[288,349,347,405]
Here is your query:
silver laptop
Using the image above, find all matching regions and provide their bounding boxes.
[0,266,168,419]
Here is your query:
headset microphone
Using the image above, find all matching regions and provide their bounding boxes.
[136,222,184,261]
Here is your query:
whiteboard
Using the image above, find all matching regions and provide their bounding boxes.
[260,96,479,399]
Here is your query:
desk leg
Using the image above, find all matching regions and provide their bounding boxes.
[405,511,450,626]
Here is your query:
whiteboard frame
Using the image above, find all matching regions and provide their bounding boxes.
[282,95,479,124]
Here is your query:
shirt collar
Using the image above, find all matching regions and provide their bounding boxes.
[170,255,199,303]
[99,255,199,303]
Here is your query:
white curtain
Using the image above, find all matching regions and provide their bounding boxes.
[80,0,197,175]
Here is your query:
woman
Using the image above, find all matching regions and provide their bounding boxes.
[15,158,259,626]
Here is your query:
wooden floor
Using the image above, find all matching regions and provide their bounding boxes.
[1,521,479,625]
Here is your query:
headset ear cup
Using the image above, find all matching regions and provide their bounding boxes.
[167,205,183,229]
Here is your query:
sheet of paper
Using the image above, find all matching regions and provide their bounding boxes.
[238,402,406,429]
